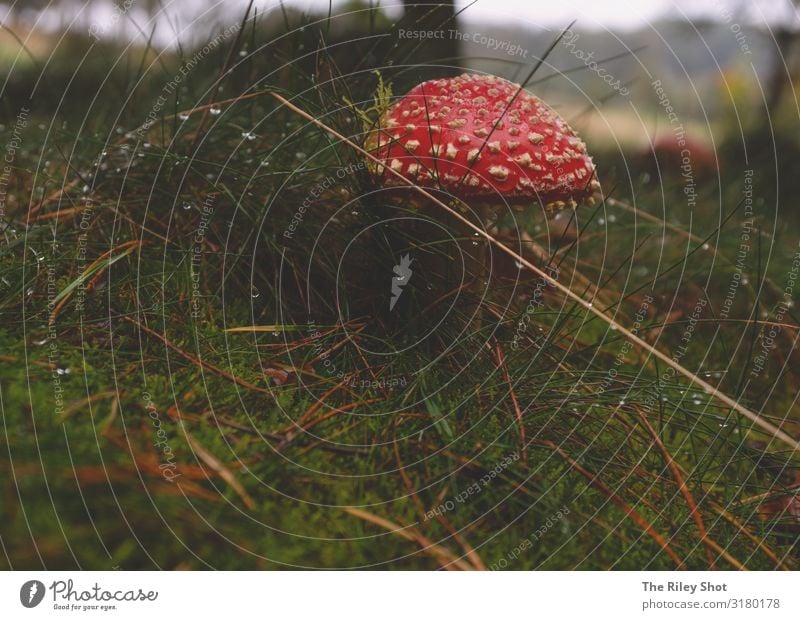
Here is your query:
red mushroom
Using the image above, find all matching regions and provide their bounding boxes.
[367,73,600,212]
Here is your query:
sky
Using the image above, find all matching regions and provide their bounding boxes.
[3,0,798,48]
[292,0,798,31]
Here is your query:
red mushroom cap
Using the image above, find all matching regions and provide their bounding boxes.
[367,73,599,210]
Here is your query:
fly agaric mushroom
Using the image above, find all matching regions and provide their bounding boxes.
[366,73,600,214]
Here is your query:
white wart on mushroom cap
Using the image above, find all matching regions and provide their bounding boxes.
[367,73,600,210]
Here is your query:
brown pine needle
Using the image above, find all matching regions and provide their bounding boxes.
[635,408,719,569]
[541,440,686,569]
[342,507,474,571]
[182,427,256,510]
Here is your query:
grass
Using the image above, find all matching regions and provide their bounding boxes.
[1,4,799,570]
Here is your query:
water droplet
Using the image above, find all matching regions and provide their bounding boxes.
[178,112,190,121]
[239,50,247,57]
[251,286,260,298]
[295,152,306,159]
[607,214,616,223]
[514,260,523,269]
[597,217,605,225]
[34,338,48,346]
[702,243,710,251]
[183,202,193,210]
[260,160,270,167]
[241,132,257,141]
[209,107,221,116]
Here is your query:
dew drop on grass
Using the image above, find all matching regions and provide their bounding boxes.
[251,286,260,299]
[702,243,710,250]
[179,113,190,121]
[597,217,605,225]
[607,214,616,223]
[514,260,523,269]
[209,107,221,116]
[183,202,193,211]
[242,132,257,141]
[239,50,247,57]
